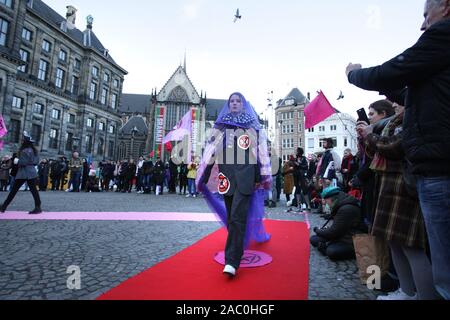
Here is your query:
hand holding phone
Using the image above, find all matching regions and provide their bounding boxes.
[357,108,370,125]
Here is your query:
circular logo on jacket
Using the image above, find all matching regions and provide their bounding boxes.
[238,135,251,150]
[218,173,230,195]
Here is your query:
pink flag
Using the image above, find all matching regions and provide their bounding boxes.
[304,91,336,129]
[0,115,7,138]
[162,110,192,143]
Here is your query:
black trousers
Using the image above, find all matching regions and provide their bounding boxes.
[224,190,251,269]
[2,178,41,209]
[310,235,355,261]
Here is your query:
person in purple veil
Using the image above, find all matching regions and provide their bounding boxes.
[196,92,272,277]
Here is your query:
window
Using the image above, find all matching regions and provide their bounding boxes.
[38,59,48,81]
[97,138,104,155]
[65,132,73,151]
[59,49,67,62]
[42,39,51,52]
[344,138,348,147]
[55,68,65,89]
[51,109,61,120]
[0,0,13,8]
[100,88,108,105]
[74,58,81,70]
[22,28,32,41]
[85,135,92,153]
[92,66,99,77]
[109,125,115,134]
[10,119,21,143]
[67,113,76,124]
[308,138,315,149]
[89,82,97,100]
[290,124,294,133]
[31,124,41,146]
[0,18,9,46]
[49,128,59,149]
[113,79,119,88]
[98,122,105,131]
[87,118,94,128]
[103,72,110,82]
[111,93,117,109]
[108,141,114,158]
[33,103,44,114]
[308,127,314,133]
[18,49,29,72]
[330,125,337,131]
[12,96,23,109]
[319,126,325,132]
[70,76,79,95]
[299,123,303,132]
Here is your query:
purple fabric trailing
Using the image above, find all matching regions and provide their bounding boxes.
[196,92,272,248]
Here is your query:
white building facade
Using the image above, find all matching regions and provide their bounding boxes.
[305,113,358,159]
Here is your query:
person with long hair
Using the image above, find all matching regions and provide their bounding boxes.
[0,132,42,214]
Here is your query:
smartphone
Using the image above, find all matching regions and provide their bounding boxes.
[357,108,370,124]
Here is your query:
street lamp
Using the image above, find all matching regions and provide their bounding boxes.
[277,120,283,159]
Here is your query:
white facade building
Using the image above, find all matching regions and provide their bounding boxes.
[305,113,358,159]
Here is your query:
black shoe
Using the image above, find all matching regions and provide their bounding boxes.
[29,207,42,215]
[0,204,5,213]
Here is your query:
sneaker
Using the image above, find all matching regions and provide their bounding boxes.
[193,195,197,198]
[186,194,191,198]
[223,265,236,277]
[376,289,417,300]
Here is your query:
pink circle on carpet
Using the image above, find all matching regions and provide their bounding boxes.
[214,250,273,268]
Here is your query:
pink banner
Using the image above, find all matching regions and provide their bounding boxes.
[0,115,7,138]
[304,91,336,129]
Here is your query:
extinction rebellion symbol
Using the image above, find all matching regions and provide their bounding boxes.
[238,134,251,150]
[218,173,230,195]
[214,250,273,268]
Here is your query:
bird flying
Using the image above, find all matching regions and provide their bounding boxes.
[337,91,344,100]
[234,8,242,23]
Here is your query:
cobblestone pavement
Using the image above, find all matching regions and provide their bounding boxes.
[0,190,379,300]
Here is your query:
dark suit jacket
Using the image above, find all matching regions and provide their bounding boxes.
[203,128,261,196]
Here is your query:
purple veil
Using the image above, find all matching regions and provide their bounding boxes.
[196,92,272,248]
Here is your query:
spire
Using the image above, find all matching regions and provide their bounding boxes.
[183,50,187,72]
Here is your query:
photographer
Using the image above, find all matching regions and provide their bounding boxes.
[310,186,366,261]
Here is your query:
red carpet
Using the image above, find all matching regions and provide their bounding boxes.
[98,220,310,300]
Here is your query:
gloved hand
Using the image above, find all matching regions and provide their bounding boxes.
[14,158,19,165]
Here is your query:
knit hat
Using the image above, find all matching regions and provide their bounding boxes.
[321,186,341,199]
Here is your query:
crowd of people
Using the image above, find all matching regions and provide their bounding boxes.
[1,152,201,196]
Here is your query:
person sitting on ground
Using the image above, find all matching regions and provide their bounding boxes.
[86,170,100,193]
[310,186,366,261]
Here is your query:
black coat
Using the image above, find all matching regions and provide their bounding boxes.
[203,128,261,196]
[348,19,450,176]
[315,193,365,245]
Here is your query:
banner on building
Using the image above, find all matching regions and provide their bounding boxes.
[153,106,166,160]
[191,107,200,160]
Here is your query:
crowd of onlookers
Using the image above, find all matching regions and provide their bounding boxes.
[1,152,201,196]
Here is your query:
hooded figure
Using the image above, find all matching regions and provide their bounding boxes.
[197,92,271,277]
[1,132,42,214]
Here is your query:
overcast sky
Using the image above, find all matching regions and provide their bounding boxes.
[43,0,426,117]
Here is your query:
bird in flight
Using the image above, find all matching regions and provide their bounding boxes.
[337,91,344,100]
[234,8,242,23]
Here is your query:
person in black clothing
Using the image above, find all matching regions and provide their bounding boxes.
[59,157,68,190]
[153,158,165,195]
[310,186,366,261]
[102,160,114,191]
[81,159,89,191]
[341,149,359,192]
[126,159,137,193]
[178,161,188,195]
[1,133,42,214]
[142,158,154,193]
[293,148,310,212]
[169,157,178,194]
[38,159,49,191]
